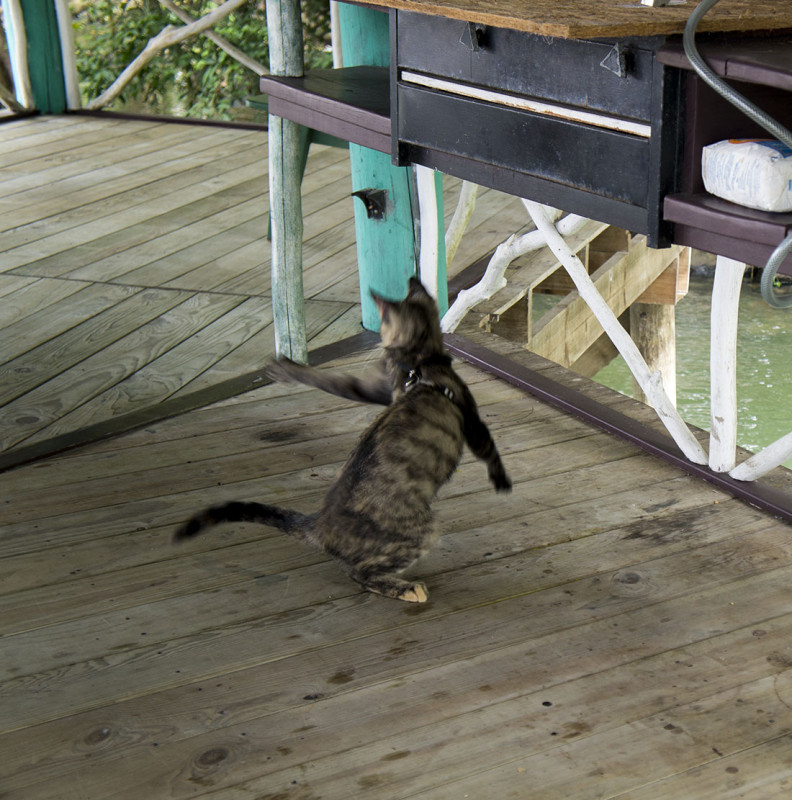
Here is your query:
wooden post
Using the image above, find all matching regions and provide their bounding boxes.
[630,303,676,406]
[266,0,308,361]
[337,5,445,327]
[17,0,67,113]
[630,246,690,407]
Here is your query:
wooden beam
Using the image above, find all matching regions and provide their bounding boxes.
[338,4,419,328]
[266,0,308,361]
[530,234,682,368]
[636,247,691,305]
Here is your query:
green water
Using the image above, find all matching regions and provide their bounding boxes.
[594,272,792,467]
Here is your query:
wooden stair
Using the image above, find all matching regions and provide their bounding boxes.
[473,223,689,376]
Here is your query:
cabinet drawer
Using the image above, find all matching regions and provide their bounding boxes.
[396,11,657,123]
[393,10,682,245]
[398,84,650,207]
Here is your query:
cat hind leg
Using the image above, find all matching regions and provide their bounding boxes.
[350,570,429,603]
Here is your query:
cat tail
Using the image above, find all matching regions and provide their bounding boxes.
[174,501,315,543]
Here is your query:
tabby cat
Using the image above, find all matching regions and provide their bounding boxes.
[175,278,511,602]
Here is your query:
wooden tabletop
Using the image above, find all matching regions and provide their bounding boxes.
[368,0,792,39]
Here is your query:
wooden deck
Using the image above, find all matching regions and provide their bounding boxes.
[0,114,537,464]
[3,113,792,799]
[3,333,792,798]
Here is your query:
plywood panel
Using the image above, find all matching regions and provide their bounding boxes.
[364,0,792,38]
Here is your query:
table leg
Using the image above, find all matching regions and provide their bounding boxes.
[708,255,745,472]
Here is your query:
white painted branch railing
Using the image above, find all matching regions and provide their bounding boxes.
[441,209,585,333]
[710,255,792,482]
[157,0,269,76]
[731,432,792,481]
[416,165,443,302]
[708,255,745,472]
[438,187,792,481]
[523,200,708,465]
[445,181,478,269]
[86,0,251,110]
[53,0,81,108]
[2,0,33,108]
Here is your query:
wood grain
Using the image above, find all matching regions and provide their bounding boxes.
[3,319,792,797]
[369,0,792,38]
[0,117,363,455]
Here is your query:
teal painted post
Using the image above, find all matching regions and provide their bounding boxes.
[338,5,446,329]
[19,0,67,113]
[266,0,308,361]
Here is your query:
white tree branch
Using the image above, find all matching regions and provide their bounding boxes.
[730,431,792,481]
[441,207,583,333]
[708,255,745,472]
[156,0,268,75]
[86,0,250,110]
[523,199,708,465]
[445,181,478,269]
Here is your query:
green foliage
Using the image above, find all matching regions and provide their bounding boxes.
[72,0,331,120]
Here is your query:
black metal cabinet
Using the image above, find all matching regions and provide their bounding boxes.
[392,10,683,247]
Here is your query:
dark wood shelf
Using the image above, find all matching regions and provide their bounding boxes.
[664,192,792,273]
[259,66,390,153]
[657,36,792,271]
[658,36,792,91]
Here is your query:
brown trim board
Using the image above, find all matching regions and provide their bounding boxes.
[445,333,792,526]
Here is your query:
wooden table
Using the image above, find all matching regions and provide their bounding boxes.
[261,0,792,488]
[351,0,791,38]
[263,0,792,256]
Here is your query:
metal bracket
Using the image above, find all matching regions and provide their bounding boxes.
[459,22,486,52]
[352,188,388,219]
[600,43,628,78]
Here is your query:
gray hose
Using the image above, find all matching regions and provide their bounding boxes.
[759,235,792,308]
[683,0,792,149]
[683,0,792,307]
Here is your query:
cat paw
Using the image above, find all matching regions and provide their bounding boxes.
[265,357,302,384]
[491,470,513,493]
[398,583,428,603]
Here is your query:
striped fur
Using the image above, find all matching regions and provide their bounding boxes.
[175,278,510,602]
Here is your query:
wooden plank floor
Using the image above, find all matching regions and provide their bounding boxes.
[3,337,792,799]
[4,113,792,799]
[0,114,538,459]
[0,114,358,456]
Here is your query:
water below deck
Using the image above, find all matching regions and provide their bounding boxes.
[2,114,792,799]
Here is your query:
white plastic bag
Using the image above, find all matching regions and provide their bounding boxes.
[701,139,792,213]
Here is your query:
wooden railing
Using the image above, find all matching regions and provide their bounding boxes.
[1,0,267,112]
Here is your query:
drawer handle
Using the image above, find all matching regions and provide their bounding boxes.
[600,43,629,78]
[459,22,486,52]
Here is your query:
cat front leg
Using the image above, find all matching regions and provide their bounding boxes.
[461,403,512,493]
[267,358,393,405]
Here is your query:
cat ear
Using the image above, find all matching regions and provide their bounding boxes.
[407,277,429,297]
[370,289,392,319]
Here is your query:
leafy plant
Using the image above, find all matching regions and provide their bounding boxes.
[71,0,331,120]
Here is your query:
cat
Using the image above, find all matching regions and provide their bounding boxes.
[175,277,511,602]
